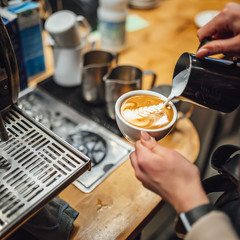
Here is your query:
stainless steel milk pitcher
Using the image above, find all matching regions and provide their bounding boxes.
[103,65,156,120]
[172,52,240,113]
[81,50,117,104]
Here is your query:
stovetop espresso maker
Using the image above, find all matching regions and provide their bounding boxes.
[0,17,90,239]
[171,43,240,113]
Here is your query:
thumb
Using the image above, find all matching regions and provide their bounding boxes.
[140,131,166,155]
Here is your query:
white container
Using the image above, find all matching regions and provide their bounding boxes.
[98,7,127,52]
[99,0,128,11]
[98,0,128,52]
[52,43,85,87]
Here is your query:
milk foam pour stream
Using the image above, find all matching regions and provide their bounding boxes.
[163,67,190,107]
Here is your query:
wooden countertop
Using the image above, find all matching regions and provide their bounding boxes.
[29,0,237,239]
[59,118,199,240]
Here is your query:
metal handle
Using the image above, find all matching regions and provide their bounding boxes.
[142,70,157,89]
[76,16,92,40]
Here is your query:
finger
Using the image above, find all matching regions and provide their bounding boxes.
[139,131,168,156]
[130,147,166,195]
[130,150,147,175]
[140,131,156,149]
[197,8,231,42]
[134,138,167,178]
[197,17,221,41]
[134,139,155,163]
[129,150,150,182]
[129,151,138,170]
[196,35,240,58]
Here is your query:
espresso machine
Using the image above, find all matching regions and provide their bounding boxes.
[0,17,91,239]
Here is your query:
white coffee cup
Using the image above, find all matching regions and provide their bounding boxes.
[45,10,91,48]
[115,90,177,143]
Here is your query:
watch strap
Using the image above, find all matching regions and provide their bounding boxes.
[182,203,215,227]
[176,203,215,236]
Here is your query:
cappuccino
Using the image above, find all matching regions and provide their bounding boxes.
[120,94,174,129]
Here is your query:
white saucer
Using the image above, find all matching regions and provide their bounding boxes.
[194,10,220,28]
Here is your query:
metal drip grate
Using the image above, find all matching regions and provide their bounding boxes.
[0,105,90,239]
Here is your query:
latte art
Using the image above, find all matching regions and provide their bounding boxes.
[120,94,174,129]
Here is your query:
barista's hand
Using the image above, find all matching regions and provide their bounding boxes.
[196,2,240,58]
[130,131,209,213]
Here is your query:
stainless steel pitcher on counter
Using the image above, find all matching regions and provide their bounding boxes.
[81,50,117,104]
[103,65,156,120]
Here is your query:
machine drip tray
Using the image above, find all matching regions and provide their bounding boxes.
[37,76,122,137]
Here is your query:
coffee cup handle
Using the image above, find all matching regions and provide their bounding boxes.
[76,16,92,40]
[142,70,157,89]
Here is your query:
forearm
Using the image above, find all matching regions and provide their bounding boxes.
[174,185,210,213]
[169,166,210,214]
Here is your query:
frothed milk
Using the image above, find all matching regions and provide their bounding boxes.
[120,95,174,129]
[163,68,190,107]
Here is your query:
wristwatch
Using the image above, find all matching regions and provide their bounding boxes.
[178,203,215,233]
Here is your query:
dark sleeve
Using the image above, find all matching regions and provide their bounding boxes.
[185,211,239,240]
